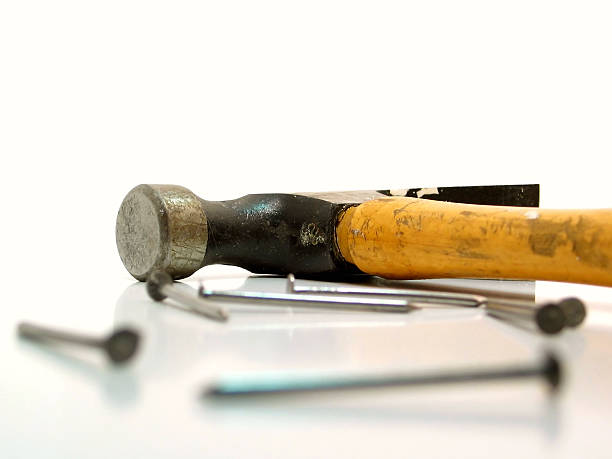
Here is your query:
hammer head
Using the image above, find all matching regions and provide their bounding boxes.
[116,183,540,281]
[117,184,353,281]
[116,184,208,281]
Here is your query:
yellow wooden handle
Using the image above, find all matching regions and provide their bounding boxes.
[336,197,612,286]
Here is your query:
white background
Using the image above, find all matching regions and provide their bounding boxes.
[1,1,611,458]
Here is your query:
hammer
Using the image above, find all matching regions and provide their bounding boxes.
[116,184,612,287]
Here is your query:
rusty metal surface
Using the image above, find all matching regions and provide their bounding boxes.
[116,184,208,281]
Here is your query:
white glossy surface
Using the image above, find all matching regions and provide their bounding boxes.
[4,270,612,458]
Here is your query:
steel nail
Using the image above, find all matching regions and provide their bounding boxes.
[18,322,140,364]
[287,275,572,334]
[147,271,229,322]
[205,353,562,397]
[198,279,413,313]
[485,302,566,334]
[286,273,482,307]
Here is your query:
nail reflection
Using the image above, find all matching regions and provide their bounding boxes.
[200,390,561,440]
[114,282,361,376]
[114,282,216,379]
[17,338,140,405]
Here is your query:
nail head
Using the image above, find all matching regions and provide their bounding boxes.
[146,270,173,301]
[105,329,140,363]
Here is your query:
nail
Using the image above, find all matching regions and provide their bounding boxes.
[198,281,413,313]
[146,270,229,322]
[485,302,566,334]
[205,353,562,397]
[286,274,480,307]
[287,275,574,334]
[18,322,140,364]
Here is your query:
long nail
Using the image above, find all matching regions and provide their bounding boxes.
[198,282,413,313]
[205,353,561,397]
[18,322,140,364]
[287,275,575,334]
[485,302,566,334]
[286,274,480,307]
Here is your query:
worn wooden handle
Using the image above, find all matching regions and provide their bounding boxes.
[336,197,612,286]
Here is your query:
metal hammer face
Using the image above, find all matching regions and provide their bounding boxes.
[116,184,352,281]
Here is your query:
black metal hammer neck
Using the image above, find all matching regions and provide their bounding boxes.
[200,194,356,276]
